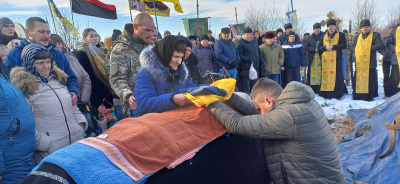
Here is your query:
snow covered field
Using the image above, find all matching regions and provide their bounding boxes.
[314,57,386,120]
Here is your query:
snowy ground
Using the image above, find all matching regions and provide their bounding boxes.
[314,56,386,120]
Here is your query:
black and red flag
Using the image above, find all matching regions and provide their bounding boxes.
[71,0,117,20]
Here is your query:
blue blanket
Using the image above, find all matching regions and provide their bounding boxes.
[34,143,147,184]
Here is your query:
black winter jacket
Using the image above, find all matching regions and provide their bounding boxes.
[237,38,265,72]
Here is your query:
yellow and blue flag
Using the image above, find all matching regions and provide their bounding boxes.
[47,0,79,35]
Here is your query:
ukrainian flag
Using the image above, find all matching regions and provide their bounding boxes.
[47,0,79,35]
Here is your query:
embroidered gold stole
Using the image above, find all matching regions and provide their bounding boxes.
[321,32,339,91]
[355,32,373,93]
[311,40,322,85]
[396,26,400,88]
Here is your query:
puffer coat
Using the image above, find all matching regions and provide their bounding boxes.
[208,82,345,184]
[10,66,88,164]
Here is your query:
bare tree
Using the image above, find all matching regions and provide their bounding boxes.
[351,0,381,32]
[386,2,400,27]
[244,2,286,34]
[46,8,82,49]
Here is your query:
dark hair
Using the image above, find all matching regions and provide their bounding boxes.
[174,37,187,54]
[82,28,97,38]
[251,78,282,100]
[26,17,47,31]
[276,28,283,34]
[50,34,65,46]
[34,50,52,61]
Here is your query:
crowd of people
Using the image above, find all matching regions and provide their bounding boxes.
[0,11,399,184]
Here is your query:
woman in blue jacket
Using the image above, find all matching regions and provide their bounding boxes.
[0,70,35,183]
[133,35,196,117]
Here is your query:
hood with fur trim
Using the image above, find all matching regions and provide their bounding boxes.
[9,66,68,97]
[139,46,189,84]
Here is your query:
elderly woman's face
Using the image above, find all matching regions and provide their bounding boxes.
[169,51,184,71]
[34,58,52,78]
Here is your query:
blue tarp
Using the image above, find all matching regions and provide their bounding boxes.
[338,92,400,184]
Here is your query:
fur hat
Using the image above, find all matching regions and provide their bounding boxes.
[264,31,275,39]
[360,19,371,27]
[221,27,230,34]
[313,23,321,29]
[304,33,310,37]
[243,27,253,34]
[327,19,336,26]
[284,23,292,30]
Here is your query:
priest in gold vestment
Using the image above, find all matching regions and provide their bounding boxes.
[351,19,384,101]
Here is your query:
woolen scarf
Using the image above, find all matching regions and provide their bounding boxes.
[21,43,54,83]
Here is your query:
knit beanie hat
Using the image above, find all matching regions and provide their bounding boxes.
[0,17,13,31]
[111,29,122,42]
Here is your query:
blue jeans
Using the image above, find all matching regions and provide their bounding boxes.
[264,74,279,83]
[219,68,237,79]
[114,105,123,121]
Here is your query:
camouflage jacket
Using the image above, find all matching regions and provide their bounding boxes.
[109,28,151,118]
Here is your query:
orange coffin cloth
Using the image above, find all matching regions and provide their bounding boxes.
[79,105,228,181]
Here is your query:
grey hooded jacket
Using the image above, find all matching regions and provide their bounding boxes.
[208,81,345,184]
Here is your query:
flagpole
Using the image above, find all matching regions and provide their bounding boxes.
[69,0,76,47]
[152,0,159,32]
[47,1,59,35]
[129,10,133,22]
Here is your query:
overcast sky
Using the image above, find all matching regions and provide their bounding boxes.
[0,0,398,39]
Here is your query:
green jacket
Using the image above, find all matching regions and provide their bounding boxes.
[208,82,345,184]
[109,26,151,118]
[259,43,284,75]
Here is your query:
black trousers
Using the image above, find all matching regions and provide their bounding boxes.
[383,61,392,97]
[386,66,400,97]
[282,66,300,88]
[241,69,258,94]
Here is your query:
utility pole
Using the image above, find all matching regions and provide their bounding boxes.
[235,7,238,24]
[197,0,199,18]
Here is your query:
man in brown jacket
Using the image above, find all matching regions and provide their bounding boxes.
[207,78,345,184]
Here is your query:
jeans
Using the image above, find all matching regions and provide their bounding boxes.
[114,105,123,121]
[219,68,237,79]
[264,74,279,83]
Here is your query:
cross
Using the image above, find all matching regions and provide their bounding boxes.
[327,11,334,19]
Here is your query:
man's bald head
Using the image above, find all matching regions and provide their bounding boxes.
[133,13,155,44]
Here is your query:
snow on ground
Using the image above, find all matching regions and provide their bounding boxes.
[314,55,386,120]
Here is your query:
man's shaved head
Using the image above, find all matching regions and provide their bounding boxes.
[251,78,283,101]
[134,13,153,25]
[132,13,155,44]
